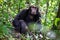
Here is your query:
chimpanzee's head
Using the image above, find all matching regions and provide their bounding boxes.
[28,6,39,15]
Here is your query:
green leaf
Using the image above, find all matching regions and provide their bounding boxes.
[55,18,60,26]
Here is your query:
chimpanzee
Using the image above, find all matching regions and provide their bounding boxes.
[12,6,41,34]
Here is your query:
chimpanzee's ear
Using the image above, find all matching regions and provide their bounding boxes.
[36,7,39,12]
[36,7,39,14]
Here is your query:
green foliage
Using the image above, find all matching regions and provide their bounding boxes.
[0,0,59,40]
[55,18,60,26]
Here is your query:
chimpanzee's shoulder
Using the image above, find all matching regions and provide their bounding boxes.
[19,9,28,15]
[21,9,28,12]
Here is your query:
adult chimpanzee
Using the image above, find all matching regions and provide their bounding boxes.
[12,6,41,34]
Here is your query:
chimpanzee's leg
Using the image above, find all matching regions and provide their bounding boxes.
[19,20,28,34]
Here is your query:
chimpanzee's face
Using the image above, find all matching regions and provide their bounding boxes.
[30,6,37,15]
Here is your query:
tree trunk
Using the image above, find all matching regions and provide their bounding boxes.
[56,2,60,18]
[52,2,60,30]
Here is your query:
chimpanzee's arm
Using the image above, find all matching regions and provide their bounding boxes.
[36,12,41,24]
[12,9,28,27]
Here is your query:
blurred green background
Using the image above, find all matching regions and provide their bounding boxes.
[0,0,60,40]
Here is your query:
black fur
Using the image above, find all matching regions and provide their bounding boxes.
[12,6,41,34]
